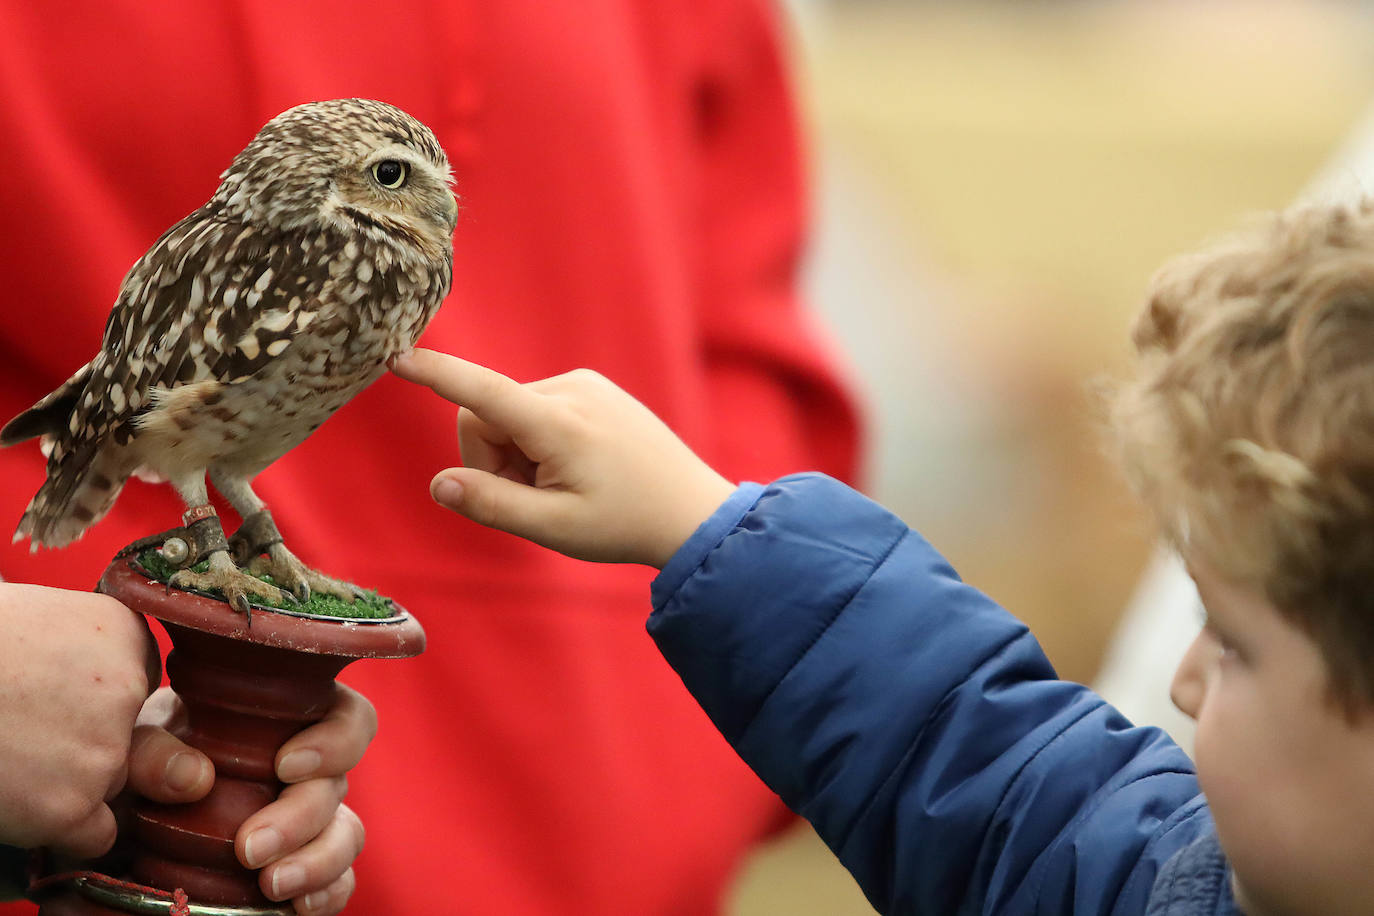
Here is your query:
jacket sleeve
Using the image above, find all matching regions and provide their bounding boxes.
[649,474,1209,915]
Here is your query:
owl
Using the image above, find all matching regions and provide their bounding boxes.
[1,98,456,613]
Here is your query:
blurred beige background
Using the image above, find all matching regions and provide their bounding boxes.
[728,2,1374,912]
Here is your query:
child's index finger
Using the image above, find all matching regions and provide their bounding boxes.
[391,348,545,434]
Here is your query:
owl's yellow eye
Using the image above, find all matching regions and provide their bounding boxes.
[371,160,408,189]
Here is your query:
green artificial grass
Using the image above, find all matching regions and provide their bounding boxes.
[136,548,397,619]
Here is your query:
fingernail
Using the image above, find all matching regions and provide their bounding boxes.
[271,862,305,900]
[164,752,209,793]
[300,890,330,912]
[432,477,462,506]
[244,826,283,869]
[276,748,322,782]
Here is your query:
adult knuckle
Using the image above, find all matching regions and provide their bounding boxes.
[89,592,130,618]
[322,868,357,914]
[43,788,96,837]
[352,693,379,740]
[83,730,127,776]
[343,807,366,855]
[101,679,148,728]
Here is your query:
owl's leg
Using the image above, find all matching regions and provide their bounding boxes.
[211,470,365,605]
[166,472,291,615]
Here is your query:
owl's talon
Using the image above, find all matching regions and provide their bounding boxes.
[168,555,289,615]
[256,544,361,604]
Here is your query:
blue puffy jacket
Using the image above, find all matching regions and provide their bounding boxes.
[648,475,1236,915]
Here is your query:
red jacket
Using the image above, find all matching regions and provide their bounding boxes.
[0,2,859,913]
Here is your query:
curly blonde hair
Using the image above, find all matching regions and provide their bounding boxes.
[1112,199,1374,711]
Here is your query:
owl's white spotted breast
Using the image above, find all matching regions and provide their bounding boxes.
[126,271,444,483]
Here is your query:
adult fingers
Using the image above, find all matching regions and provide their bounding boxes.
[239,776,348,872]
[290,867,355,916]
[125,724,214,803]
[255,804,365,907]
[275,685,377,784]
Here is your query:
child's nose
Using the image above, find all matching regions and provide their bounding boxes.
[1170,630,1213,719]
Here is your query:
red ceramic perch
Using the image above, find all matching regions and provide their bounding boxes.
[31,546,425,916]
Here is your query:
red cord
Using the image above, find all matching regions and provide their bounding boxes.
[27,868,190,913]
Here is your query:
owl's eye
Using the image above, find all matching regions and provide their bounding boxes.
[371,160,408,189]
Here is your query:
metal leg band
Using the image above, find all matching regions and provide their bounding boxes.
[185,515,229,564]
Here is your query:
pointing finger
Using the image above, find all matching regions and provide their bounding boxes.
[390,349,547,440]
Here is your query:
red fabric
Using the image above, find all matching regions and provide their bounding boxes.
[0,2,860,913]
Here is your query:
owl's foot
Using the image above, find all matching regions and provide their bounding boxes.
[227,509,364,605]
[247,543,366,605]
[170,550,291,616]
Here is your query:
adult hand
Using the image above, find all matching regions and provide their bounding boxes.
[131,684,375,916]
[0,584,158,858]
[392,348,735,568]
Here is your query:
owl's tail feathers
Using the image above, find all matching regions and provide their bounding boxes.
[3,363,123,548]
[1,363,93,448]
[13,450,129,550]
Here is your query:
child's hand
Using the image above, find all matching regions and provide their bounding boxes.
[391,349,735,568]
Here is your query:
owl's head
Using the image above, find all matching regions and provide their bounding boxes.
[214,98,457,258]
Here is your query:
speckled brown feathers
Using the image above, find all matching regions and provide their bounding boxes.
[3,99,456,550]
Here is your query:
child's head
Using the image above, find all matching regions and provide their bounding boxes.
[1114,199,1374,713]
[1112,199,1374,913]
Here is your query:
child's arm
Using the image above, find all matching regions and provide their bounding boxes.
[649,473,1212,913]
[389,348,735,568]
[394,349,1212,914]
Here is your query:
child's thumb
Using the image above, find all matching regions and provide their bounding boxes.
[430,469,562,547]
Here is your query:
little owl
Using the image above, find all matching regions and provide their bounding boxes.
[2,98,456,613]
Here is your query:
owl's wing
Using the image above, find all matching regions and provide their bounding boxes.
[89,212,328,442]
[26,212,325,536]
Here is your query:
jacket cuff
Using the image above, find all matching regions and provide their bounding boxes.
[650,482,764,611]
